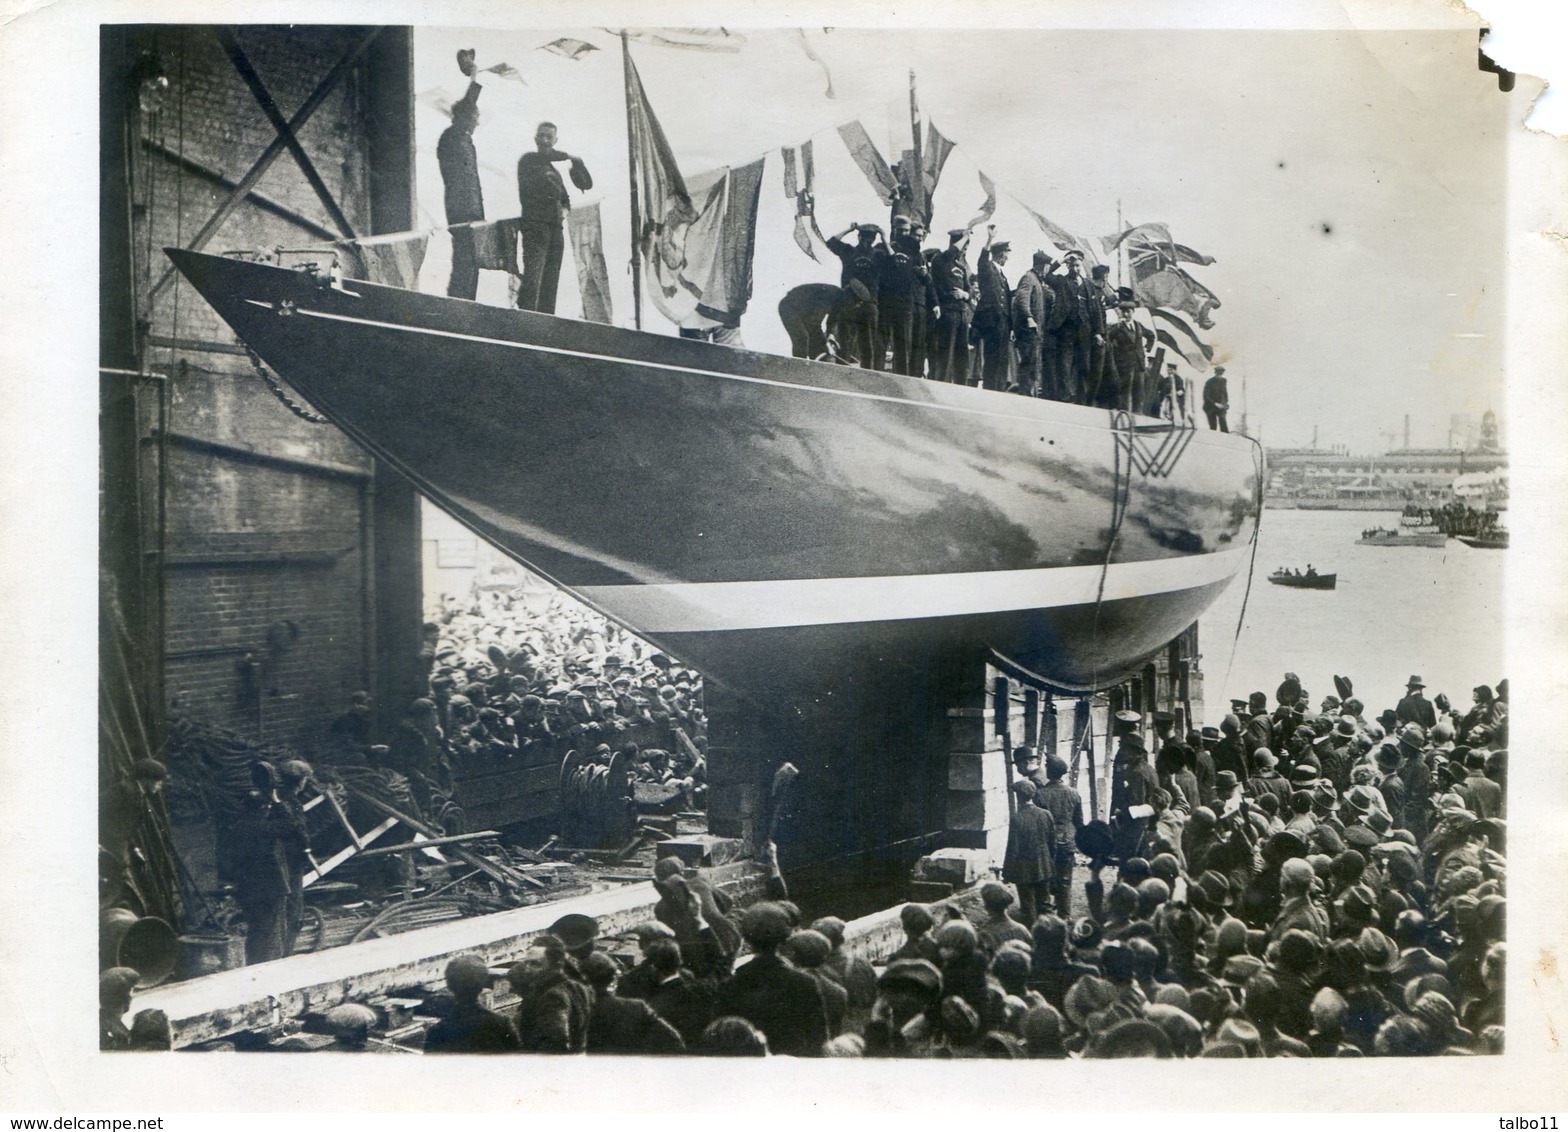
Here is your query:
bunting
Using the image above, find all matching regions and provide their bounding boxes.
[540,37,599,61]
[334,231,429,289]
[922,122,955,203]
[568,204,614,325]
[794,29,836,99]
[620,28,746,53]
[470,218,521,274]
[781,142,823,261]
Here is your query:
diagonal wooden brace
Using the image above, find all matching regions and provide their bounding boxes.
[148,26,383,303]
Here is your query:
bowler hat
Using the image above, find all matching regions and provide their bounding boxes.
[1214,770,1239,793]
[1251,747,1277,771]
[1406,675,1425,689]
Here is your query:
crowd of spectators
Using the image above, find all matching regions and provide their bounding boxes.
[324,587,710,824]
[403,668,1507,1059]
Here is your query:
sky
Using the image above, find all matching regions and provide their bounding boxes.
[411,25,1511,455]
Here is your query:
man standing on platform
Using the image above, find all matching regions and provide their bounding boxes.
[437,52,484,300]
[1011,251,1054,397]
[973,226,1013,391]
[879,216,928,376]
[1203,365,1231,431]
[1105,302,1147,412]
[932,228,974,383]
[1047,250,1092,402]
[826,222,888,369]
[516,121,593,313]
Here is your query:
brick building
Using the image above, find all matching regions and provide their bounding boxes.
[101,26,421,778]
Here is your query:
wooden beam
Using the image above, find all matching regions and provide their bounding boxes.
[302,816,399,886]
[352,830,501,858]
[217,28,358,240]
[148,26,383,302]
[139,138,339,242]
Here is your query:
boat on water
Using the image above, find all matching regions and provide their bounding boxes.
[1356,525,1447,548]
[167,248,1263,706]
[1268,569,1336,590]
[1457,532,1509,549]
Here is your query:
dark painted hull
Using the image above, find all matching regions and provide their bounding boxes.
[167,250,1263,703]
[1456,535,1508,549]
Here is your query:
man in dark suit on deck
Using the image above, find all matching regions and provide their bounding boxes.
[516,121,593,313]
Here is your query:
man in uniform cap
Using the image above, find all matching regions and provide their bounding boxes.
[931,228,975,383]
[1397,675,1437,730]
[1045,249,1093,402]
[972,226,1014,391]
[1202,365,1230,432]
[826,221,889,370]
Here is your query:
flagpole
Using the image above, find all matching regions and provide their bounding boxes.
[909,69,924,226]
[622,31,643,331]
[1116,199,1124,288]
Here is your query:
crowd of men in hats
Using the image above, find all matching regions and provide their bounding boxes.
[111,656,1507,1055]
[365,659,1505,1058]
[329,588,711,826]
[188,586,709,973]
[791,214,1229,428]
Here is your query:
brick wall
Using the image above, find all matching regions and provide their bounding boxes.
[113,25,407,752]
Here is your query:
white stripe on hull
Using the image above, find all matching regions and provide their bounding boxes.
[574,547,1250,633]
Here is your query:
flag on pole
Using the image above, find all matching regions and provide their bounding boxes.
[568,204,614,325]
[1017,201,1100,266]
[539,37,599,61]
[966,171,997,231]
[1102,221,1175,256]
[1132,257,1220,328]
[645,158,767,328]
[626,53,698,259]
[1155,328,1210,373]
[922,122,955,203]
[335,231,430,289]
[1152,308,1215,362]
